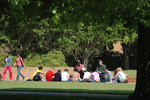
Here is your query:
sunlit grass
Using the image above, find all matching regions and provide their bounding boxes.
[0,81,135,95]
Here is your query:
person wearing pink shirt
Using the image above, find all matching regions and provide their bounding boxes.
[76,60,84,72]
[76,60,84,79]
[14,54,26,80]
[90,71,100,82]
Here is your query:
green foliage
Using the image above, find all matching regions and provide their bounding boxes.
[104,23,138,45]
[138,0,150,27]
[24,51,68,67]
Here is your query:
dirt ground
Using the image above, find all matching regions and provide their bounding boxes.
[126,76,136,83]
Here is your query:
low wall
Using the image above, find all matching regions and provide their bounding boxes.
[0,67,74,81]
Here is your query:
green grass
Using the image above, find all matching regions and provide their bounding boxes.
[123,70,136,77]
[0,81,135,95]
[0,70,136,100]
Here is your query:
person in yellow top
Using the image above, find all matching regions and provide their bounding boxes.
[33,66,46,81]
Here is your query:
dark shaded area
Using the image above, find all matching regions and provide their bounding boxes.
[0,88,134,95]
[89,51,137,71]
[0,94,128,100]
[129,22,150,100]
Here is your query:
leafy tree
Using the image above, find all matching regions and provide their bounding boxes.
[57,23,104,68]
[105,22,138,69]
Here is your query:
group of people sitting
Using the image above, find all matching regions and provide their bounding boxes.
[32,60,128,83]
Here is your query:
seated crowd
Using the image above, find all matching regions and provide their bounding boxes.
[32,60,128,83]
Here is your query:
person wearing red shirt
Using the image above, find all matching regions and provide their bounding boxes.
[46,67,55,82]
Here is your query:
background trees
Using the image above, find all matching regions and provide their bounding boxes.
[0,0,138,69]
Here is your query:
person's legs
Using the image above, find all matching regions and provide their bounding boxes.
[104,77,110,82]
[89,79,96,83]
[2,66,8,80]
[117,75,125,83]
[16,65,25,80]
[39,74,46,81]
[19,65,25,79]
[100,77,107,82]
[113,75,124,83]
[8,66,13,80]
[99,73,107,77]
[16,66,20,80]
[33,75,41,81]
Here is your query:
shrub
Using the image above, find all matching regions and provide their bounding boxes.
[0,51,68,67]
[24,50,68,67]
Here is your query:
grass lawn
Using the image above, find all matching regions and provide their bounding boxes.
[0,70,136,100]
[123,70,137,77]
[0,81,135,95]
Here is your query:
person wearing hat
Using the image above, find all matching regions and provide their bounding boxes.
[76,60,84,79]
[76,60,84,72]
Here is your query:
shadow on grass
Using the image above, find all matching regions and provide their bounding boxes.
[0,88,132,100]
[0,88,133,95]
[0,94,128,100]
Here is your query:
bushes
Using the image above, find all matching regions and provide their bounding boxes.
[0,51,68,67]
[24,51,68,67]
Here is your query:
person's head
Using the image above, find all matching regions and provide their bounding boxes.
[77,60,81,66]
[6,53,9,57]
[117,67,122,72]
[114,69,118,76]
[57,70,61,73]
[17,53,20,57]
[105,69,109,73]
[50,67,54,71]
[64,69,68,72]
[74,68,78,72]
[38,66,43,71]
[98,60,103,65]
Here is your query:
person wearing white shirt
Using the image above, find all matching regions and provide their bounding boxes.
[113,67,127,83]
[83,71,91,79]
[61,69,69,81]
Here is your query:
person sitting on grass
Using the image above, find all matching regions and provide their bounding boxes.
[89,71,100,82]
[80,67,85,79]
[96,60,107,81]
[61,69,70,82]
[80,68,91,82]
[46,67,55,82]
[53,70,61,81]
[33,66,46,81]
[101,69,113,82]
[112,67,128,83]
[76,60,85,78]
[72,68,81,82]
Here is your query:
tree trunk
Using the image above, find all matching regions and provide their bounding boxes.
[83,57,88,68]
[129,23,150,100]
[122,43,130,70]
